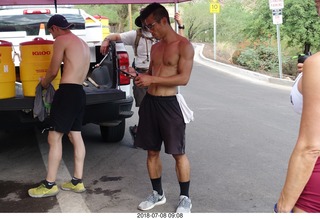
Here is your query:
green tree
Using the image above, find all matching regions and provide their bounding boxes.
[76,4,144,32]
[182,0,255,43]
[244,0,320,53]
[282,0,320,54]
[183,0,213,41]
[216,0,252,45]
[76,4,120,22]
[243,0,274,44]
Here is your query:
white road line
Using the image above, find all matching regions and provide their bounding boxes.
[35,129,91,213]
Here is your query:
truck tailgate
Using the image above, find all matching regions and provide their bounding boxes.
[84,85,125,105]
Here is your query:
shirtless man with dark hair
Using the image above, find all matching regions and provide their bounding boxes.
[133,3,194,213]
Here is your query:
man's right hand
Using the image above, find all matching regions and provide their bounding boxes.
[100,38,110,55]
[40,77,49,89]
[174,12,183,26]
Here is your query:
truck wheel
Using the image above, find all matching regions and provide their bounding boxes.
[100,119,125,142]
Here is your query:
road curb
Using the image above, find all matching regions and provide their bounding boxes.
[194,43,294,87]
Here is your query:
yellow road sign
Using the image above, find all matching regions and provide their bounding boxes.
[210,3,220,14]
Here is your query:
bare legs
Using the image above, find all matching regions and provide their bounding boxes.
[46,130,86,182]
[146,150,190,183]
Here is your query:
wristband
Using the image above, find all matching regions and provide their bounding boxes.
[274,203,293,213]
[274,203,278,213]
[178,25,185,29]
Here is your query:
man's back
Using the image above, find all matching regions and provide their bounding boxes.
[54,32,90,85]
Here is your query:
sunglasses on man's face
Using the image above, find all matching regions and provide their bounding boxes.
[48,26,54,32]
[144,21,157,31]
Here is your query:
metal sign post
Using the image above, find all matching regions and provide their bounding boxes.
[269,0,284,79]
[210,0,220,61]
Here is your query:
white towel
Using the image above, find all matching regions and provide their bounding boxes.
[176,93,194,123]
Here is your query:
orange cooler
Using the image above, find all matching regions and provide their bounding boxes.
[19,38,61,97]
[0,40,16,99]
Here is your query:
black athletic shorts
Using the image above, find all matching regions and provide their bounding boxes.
[134,92,186,155]
[50,84,86,134]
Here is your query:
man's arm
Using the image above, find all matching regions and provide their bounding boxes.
[100,33,122,55]
[174,12,185,36]
[41,39,64,88]
[277,53,320,212]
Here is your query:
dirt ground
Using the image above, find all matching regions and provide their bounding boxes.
[202,43,231,64]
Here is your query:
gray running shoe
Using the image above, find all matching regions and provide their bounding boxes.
[138,190,166,211]
[176,195,192,213]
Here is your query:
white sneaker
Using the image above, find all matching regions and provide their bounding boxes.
[176,195,192,213]
[138,190,166,211]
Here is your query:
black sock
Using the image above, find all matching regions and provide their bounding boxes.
[179,181,190,197]
[71,177,82,186]
[43,180,55,189]
[151,177,163,196]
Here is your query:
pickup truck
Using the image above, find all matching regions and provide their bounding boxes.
[0,6,134,142]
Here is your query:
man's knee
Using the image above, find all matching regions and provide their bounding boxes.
[148,150,160,158]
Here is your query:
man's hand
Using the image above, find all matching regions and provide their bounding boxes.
[100,38,110,55]
[174,12,183,26]
[134,74,151,87]
[40,77,49,89]
[128,67,139,78]
[297,63,303,73]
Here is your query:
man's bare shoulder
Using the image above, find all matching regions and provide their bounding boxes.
[56,32,79,41]
[150,40,163,52]
[178,36,194,55]
[311,52,320,59]
[177,35,192,46]
[306,52,320,66]
[304,52,320,77]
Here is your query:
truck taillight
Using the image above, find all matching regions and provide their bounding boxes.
[118,52,130,85]
[23,9,51,14]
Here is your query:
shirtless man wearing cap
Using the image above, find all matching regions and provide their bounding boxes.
[28,14,90,198]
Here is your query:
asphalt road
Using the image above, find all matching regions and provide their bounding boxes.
[0,44,301,214]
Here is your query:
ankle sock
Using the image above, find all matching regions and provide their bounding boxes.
[43,180,55,189]
[71,177,82,186]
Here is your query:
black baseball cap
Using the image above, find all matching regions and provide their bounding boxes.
[47,14,74,29]
[135,8,145,28]
[135,16,142,27]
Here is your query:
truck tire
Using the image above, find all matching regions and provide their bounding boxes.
[100,119,125,142]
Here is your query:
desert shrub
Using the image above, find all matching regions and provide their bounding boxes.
[282,56,299,79]
[237,45,279,73]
